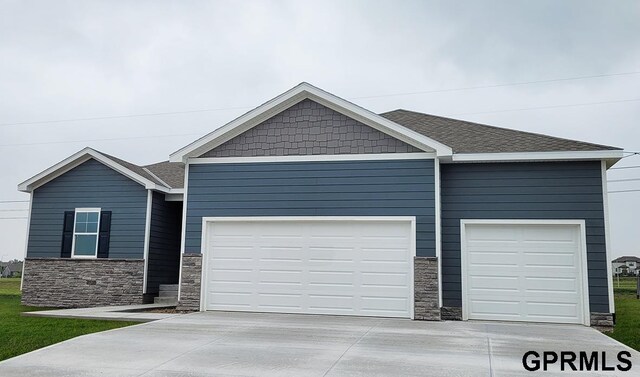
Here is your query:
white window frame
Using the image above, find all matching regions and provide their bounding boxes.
[71,207,101,259]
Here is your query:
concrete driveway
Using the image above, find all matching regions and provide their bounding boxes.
[1,311,638,377]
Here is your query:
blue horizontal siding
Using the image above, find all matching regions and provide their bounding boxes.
[27,158,147,259]
[185,159,435,257]
[440,161,610,313]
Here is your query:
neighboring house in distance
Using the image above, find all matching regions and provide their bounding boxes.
[18,83,624,328]
[612,256,640,276]
[1,261,23,278]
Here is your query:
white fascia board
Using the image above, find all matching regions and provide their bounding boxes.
[449,150,625,163]
[169,82,453,162]
[189,152,435,165]
[17,147,170,193]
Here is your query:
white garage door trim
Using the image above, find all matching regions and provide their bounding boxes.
[460,219,591,326]
[200,216,417,318]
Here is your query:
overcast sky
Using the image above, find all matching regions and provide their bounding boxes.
[1,1,639,261]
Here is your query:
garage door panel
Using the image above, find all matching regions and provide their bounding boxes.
[464,243,520,254]
[361,296,409,313]
[522,253,577,267]
[307,269,354,282]
[209,269,252,282]
[464,222,586,325]
[468,252,518,266]
[468,275,519,292]
[308,294,355,311]
[208,291,252,307]
[523,268,578,279]
[257,292,303,311]
[469,299,521,317]
[525,302,579,320]
[466,225,518,240]
[522,226,577,241]
[209,247,255,259]
[205,219,413,318]
[524,276,577,292]
[361,271,409,287]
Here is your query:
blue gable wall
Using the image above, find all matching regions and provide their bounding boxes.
[27,159,148,259]
[185,159,435,256]
[440,161,609,313]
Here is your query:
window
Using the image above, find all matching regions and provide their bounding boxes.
[71,208,101,258]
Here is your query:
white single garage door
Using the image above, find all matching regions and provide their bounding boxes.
[202,217,414,318]
[462,221,589,325]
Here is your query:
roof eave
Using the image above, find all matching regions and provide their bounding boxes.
[446,150,624,167]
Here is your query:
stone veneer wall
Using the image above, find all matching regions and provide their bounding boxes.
[21,258,144,308]
[590,312,614,330]
[177,254,202,311]
[414,257,440,320]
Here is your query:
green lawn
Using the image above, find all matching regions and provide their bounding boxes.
[0,278,137,361]
[607,277,640,351]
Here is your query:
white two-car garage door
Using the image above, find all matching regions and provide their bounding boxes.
[461,220,589,325]
[201,217,415,318]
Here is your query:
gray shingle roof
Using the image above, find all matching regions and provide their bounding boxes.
[144,161,185,189]
[98,152,185,189]
[99,152,166,186]
[380,109,621,153]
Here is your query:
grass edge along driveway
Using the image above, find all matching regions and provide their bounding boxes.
[0,278,138,361]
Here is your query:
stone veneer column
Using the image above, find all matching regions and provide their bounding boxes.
[177,253,202,311]
[21,258,144,308]
[414,257,440,320]
[590,312,614,331]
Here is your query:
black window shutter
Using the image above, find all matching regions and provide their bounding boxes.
[97,211,112,258]
[60,211,75,258]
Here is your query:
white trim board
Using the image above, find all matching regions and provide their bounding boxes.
[199,216,417,319]
[177,161,190,301]
[448,150,624,164]
[20,193,33,291]
[142,190,153,294]
[17,147,172,193]
[434,158,442,308]
[189,152,435,165]
[459,219,591,326]
[601,161,615,314]
[169,82,453,162]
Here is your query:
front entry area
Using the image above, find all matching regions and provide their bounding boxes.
[461,220,590,325]
[201,217,415,318]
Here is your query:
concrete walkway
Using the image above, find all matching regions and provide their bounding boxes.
[2,311,639,376]
[22,303,181,322]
